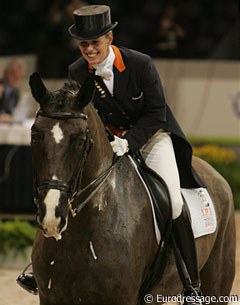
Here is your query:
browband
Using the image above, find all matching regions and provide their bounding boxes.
[37,110,88,120]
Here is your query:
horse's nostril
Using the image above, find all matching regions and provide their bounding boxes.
[35,214,47,234]
[58,216,68,234]
[36,214,42,227]
[58,217,65,231]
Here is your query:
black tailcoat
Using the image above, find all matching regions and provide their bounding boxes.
[68,46,202,188]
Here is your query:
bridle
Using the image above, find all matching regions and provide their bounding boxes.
[33,109,120,216]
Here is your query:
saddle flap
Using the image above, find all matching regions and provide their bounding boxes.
[129,155,172,237]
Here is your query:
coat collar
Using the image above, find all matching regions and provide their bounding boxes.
[111,45,129,99]
[88,45,126,72]
[88,45,128,100]
[111,45,126,72]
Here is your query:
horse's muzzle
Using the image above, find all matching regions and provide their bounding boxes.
[36,213,68,241]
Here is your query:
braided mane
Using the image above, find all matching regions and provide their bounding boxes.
[53,81,81,108]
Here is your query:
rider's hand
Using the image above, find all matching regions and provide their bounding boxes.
[110,136,129,156]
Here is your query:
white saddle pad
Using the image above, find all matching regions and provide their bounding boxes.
[181,188,217,239]
[128,156,217,243]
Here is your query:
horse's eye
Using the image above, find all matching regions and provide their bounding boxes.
[70,134,86,147]
[31,131,44,142]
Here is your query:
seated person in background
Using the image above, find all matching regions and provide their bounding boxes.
[0,60,24,123]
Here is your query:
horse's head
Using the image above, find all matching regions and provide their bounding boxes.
[29,72,95,240]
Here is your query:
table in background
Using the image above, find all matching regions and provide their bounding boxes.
[0,122,36,214]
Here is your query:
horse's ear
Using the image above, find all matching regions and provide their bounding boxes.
[76,77,95,109]
[29,72,48,104]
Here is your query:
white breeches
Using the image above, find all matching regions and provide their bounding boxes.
[141,130,183,219]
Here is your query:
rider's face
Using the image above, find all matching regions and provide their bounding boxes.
[79,32,113,65]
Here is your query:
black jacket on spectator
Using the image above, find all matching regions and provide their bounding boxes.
[0,81,20,115]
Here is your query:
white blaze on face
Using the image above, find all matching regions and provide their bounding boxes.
[43,188,62,240]
[51,122,64,144]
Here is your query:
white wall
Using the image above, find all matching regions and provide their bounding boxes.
[153,59,240,137]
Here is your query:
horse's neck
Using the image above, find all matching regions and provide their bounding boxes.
[83,105,113,182]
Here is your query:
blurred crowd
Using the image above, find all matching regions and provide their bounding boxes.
[0,0,238,79]
[0,61,24,123]
[0,60,37,124]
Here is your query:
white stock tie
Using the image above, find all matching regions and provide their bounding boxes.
[93,46,115,81]
[94,65,113,80]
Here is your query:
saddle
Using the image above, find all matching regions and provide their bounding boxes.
[130,153,173,298]
[131,153,172,235]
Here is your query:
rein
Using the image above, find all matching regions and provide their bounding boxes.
[34,109,119,216]
[69,154,120,215]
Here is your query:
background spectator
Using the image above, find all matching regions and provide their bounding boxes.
[37,0,89,77]
[150,3,190,58]
[0,60,24,123]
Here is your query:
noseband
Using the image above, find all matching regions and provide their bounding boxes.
[33,109,120,215]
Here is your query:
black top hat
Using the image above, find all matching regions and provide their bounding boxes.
[69,5,118,40]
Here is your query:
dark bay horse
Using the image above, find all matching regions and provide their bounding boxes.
[29,72,236,305]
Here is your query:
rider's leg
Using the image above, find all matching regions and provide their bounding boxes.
[141,130,202,302]
[172,205,201,291]
[141,130,183,220]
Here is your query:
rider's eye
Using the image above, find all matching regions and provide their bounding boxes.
[79,41,88,48]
